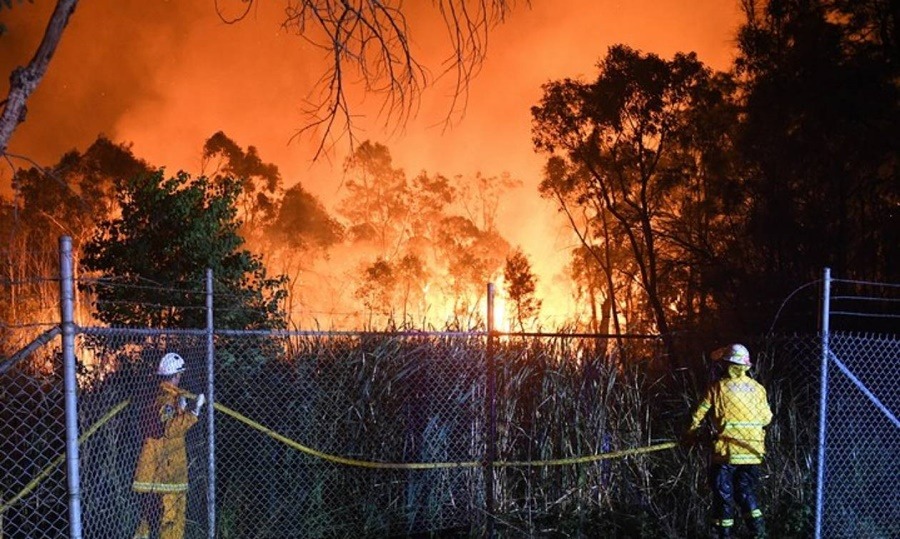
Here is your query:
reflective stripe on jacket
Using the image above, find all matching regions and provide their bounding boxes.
[133,381,198,493]
[690,365,772,465]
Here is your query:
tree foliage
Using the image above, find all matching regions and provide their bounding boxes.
[338,140,411,254]
[0,137,151,342]
[532,45,738,345]
[81,170,288,330]
[734,0,900,305]
[503,247,541,330]
[202,131,283,240]
[268,184,343,252]
[529,1,899,338]
[336,140,515,324]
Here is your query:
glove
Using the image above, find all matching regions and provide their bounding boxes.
[177,396,188,412]
[194,393,206,416]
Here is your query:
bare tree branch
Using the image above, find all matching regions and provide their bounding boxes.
[0,0,524,167]
[281,0,524,159]
[215,0,255,24]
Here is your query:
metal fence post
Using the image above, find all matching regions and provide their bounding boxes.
[59,236,83,539]
[814,267,831,539]
[485,282,496,537]
[206,268,216,539]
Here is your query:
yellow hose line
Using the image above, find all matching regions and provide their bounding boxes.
[2,398,678,512]
[494,442,678,467]
[212,402,481,469]
[0,399,131,515]
[214,401,677,469]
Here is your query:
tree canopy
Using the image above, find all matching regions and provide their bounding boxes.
[80,170,288,330]
[532,45,738,351]
[530,1,899,339]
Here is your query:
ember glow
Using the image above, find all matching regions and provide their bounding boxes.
[1,1,741,330]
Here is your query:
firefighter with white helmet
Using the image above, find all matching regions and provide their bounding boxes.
[686,344,772,539]
[132,352,205,539]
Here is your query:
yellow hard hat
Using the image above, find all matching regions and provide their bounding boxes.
[711,344,751,366]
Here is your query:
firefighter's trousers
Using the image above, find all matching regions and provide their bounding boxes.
[133,491,187,539]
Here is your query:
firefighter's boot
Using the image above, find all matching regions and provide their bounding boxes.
[748,515,766,539]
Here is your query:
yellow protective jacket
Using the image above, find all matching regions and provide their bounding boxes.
[690,365,773,465]
[132,381,198,493]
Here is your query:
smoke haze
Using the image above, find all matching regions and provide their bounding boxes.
[0,0,742,326]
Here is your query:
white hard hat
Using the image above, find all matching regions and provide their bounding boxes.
[711,344,751,366]
[157,352,186,376]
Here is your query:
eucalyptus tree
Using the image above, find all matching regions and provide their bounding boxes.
[435,214,510,321]
[202,131,283,245]
[0,0,77,157]
[353,254,428,324]
[337,140,411,258]
[539,157,627,337]
[532,45,738,351]
[1,136,151,330]
[267,182,344,327]
[503,247,541,331]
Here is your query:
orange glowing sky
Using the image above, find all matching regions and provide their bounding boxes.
[1,0,742,325]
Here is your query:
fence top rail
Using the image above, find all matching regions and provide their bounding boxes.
[499,331,662,339]
[76,326,662,340]
[215,329,487,338]
[79,326,208,336]
[0,326,62,374]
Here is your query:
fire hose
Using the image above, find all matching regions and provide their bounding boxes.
[1,398,676,513]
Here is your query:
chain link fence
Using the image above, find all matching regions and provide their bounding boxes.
[2,258,897,537]
[0,322,830,538]
[213,331,486,537]
[751,334,821,536]
[74,330,210,539]
[1,251,71,539]
[0,333,69,539]
[819,332,900,539]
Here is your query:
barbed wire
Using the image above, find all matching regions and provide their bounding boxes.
[0,276,60,286]
[77,277,206,295]
[831,278,900,319]
[767,279,822,336]
[832,295,900,303]
[0,321,59,330]
[92,299,208,311]
[79,326,208,336]
[830,311,900,319]
[833,277,900,289]
[0,249,62,257]
[215,328,487,338]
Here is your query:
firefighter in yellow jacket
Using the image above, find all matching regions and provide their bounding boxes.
[133,352,205,539]
[686,344,773,539]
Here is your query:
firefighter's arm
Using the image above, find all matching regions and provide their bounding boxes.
[680,393,711,447]
[688,390,713,432]
[165,411,198,437]
[759,386,773,426]
[164,398,199,437]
